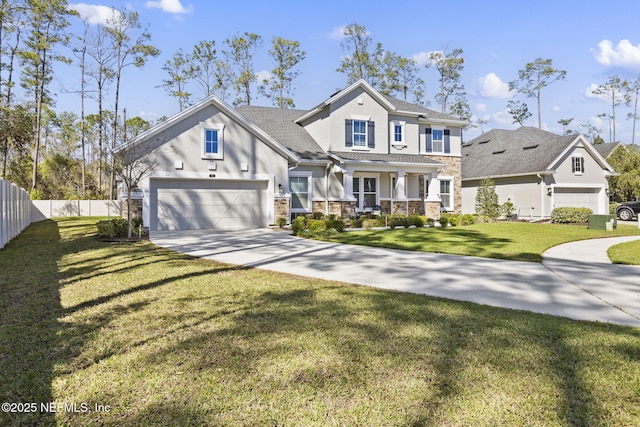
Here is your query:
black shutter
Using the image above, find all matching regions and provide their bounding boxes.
[425,128,433,153]
[444,129,451,154]
[345,119,353,147]
[367,121,375,148]
[581,158,585,173]
[571,158,576,173]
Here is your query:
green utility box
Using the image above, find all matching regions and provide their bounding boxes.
[588,214,617,230]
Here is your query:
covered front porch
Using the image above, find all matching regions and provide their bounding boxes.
[329,152,449,218]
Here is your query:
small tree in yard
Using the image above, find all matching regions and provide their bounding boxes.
[113,144,157,238]
[475,178,500,220]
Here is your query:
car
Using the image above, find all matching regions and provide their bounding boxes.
[616,200,640,221]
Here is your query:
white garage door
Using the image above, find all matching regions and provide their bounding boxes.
[554,187,600,212]
[152,179,267,230]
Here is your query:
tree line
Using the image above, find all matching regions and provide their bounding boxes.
[1,8,638,201]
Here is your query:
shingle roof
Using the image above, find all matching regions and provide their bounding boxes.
[462,127,577,180]
[381,95,462,121]
[593,142,622,159]
[236,105,330,161]
[331,151,445,166]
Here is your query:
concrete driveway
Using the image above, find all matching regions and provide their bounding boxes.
[151,230,640,327]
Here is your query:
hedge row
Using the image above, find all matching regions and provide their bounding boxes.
[550,207,593,224]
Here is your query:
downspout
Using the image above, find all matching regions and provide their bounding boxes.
[325,162,331,216]
[537,174,545,219]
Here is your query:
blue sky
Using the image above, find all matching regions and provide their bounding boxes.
[61,0,640,143]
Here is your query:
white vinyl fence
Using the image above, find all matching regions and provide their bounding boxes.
[0,179,31,249]
[1,178,124,249]
[30,200,122,223]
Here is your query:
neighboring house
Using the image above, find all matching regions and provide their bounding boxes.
[461,127,616,219]
[593,141,623,160]
[115,80,467,231]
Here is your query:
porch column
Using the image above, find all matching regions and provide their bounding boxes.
[395,170,407,200]
[426,172,440,202]
[342,169,356,201]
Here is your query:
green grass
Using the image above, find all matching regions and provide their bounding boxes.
[2,218,640,426]
[608,239,640,265]
[322,222,640,262]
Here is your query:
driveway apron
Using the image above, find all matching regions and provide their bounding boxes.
[151,230,640,327]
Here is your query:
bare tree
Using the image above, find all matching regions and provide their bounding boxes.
[113,142,157,238]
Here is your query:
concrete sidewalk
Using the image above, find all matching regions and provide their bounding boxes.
[151,230,640,327]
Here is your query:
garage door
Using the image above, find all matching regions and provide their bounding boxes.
[554,187,600,212]
[152,179,267,230]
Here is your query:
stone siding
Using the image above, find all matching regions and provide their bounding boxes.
[274,197,290,224]
[428,155,462,213]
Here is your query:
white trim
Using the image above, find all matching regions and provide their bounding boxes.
[289,170,313,213]
[391,120,406,146]
[438,175,454,211]
[200,122,224,160]
[353,172,380,209]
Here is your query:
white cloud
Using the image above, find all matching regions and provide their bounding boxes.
[475,103,487,114]
[552,105,560,112]
[584,83,610,101]
[493,110,514,126]
[256,70,273,83]
[328,26,347,40]
[68,3,122,26]
[411,50,442,66]
[478,73,511,99]
[592,39,640,69]
[145,0,192,14]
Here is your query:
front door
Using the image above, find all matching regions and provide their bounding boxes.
[353,176,378,210]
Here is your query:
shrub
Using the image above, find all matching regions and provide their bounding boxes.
[473,214,492,224]
[439,214,449,228]
[276,217,287,228]
[363,219,376,230]
[307,219,326,234]
[311,211,325,220]
[291,216,307,235]
[324,217,345,232]
[551,207,593,224]
[132,216,144,228]
[448,214,460,227]
[351,217,364,228]
[409,214,425,228]
[460,214,475,226]
[500,201,515,217]
[389,214,411,229]
[475,178,500,219]
[426,218,435,227]
[96,218,129,239]
[610,202,618,215]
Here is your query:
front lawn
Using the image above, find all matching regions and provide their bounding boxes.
[323,222,640,262]
[608,239,640,265]
[1,218,640,426]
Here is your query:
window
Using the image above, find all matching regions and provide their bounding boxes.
[201,123,224,159]
[572,156,584,174]
[424,128,451,154]
[345,118,375,149]
[290,175,311,212]
[353,120,367,147]
[394,125,402,141]
[391,120,405,145]
[205,129,219,155]
[432,129,444,152]
[440,179,452,211]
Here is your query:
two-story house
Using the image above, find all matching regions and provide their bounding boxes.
[115,80,467,231]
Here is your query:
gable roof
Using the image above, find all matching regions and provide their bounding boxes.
[236,105,329,161]
[462,127,614,180]
[295,79,468,126]
[114,94,299,163]
[593,141,623,158]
